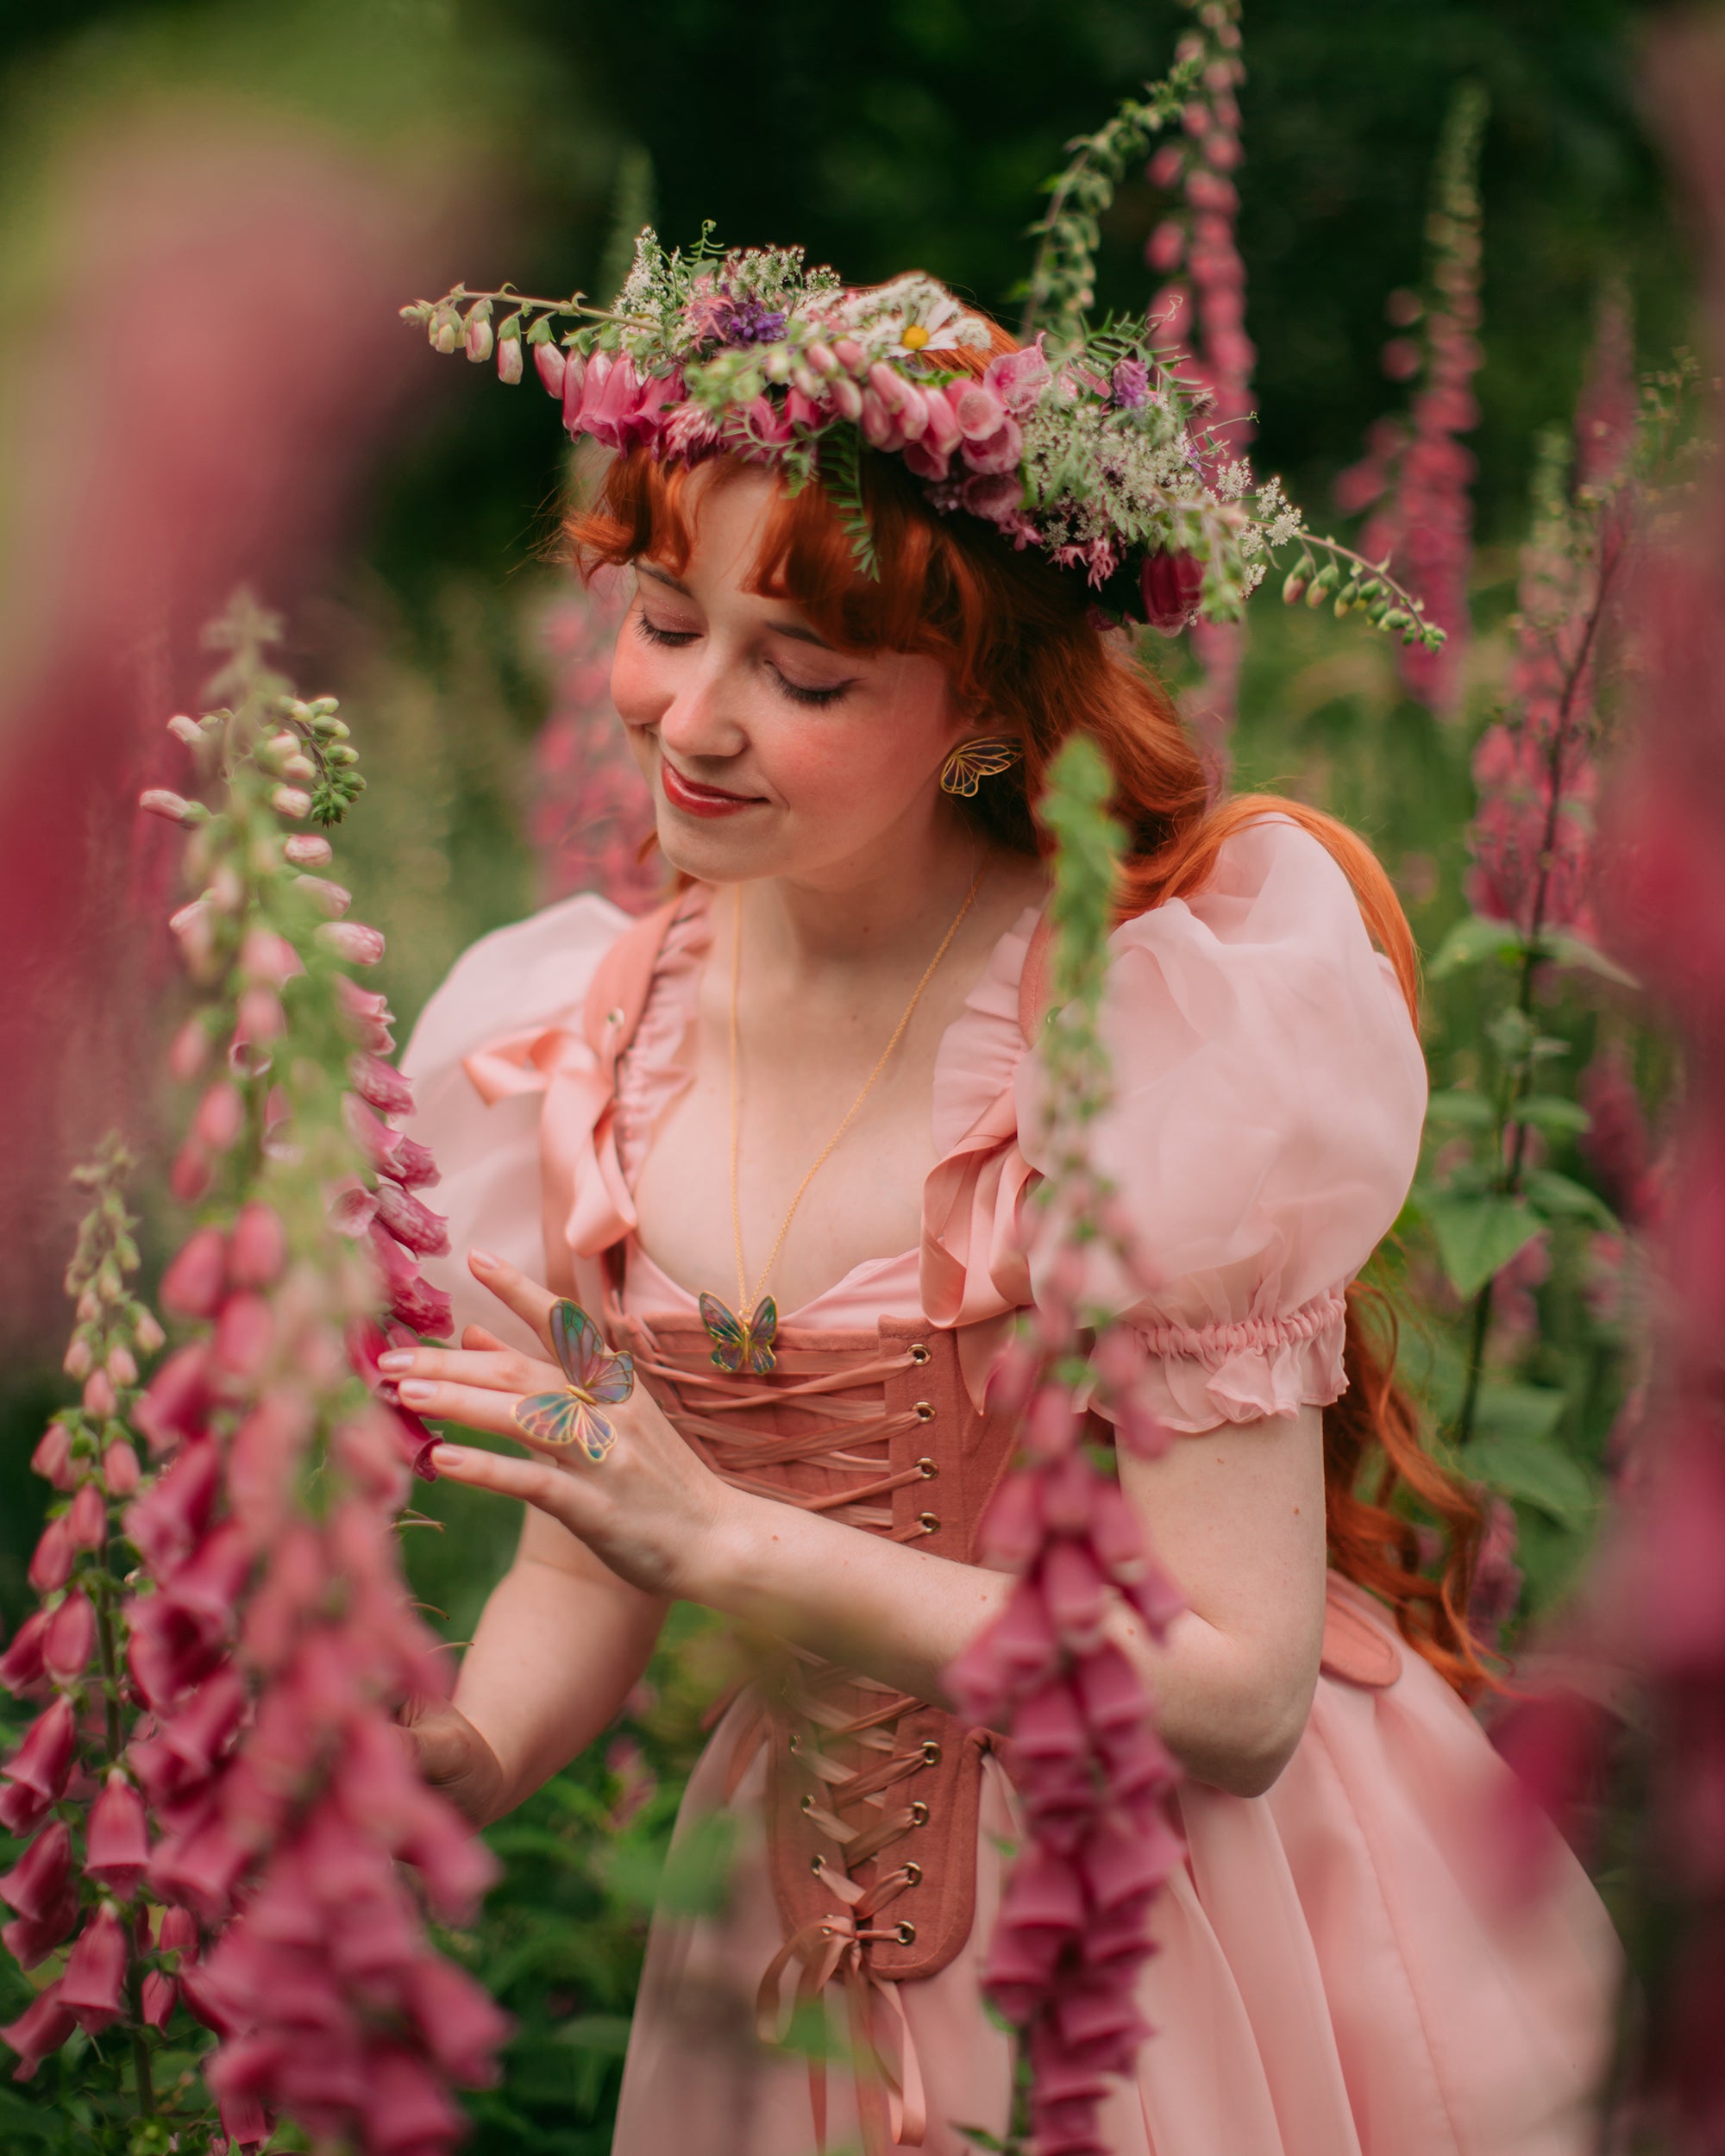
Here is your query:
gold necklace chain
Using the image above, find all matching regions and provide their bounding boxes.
[726,862,988,1319]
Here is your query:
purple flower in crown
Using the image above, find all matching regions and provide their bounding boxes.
[714,291,788,347]
[1111,359,1151,409]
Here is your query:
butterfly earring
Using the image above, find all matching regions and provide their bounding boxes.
[513,1300,636,1463]
[940,736,1022,797]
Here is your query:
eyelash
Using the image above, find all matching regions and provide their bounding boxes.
[632,612,851,709]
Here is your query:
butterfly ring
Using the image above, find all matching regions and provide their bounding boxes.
[512,1300,635,1463]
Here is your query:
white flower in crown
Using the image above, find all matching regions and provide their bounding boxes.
[831,273,994,364]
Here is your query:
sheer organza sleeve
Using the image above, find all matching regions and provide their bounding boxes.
[1016,817,1427,1433]
[399,893,630,1354]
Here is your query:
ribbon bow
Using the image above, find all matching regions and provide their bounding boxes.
[756,1858,928,2155]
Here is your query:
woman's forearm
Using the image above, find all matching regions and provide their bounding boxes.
[684,1489,1317,1798]
[454,1556,668,1820]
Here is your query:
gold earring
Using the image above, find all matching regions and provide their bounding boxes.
[940,736,1021,797]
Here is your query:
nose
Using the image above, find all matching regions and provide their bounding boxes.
[654,655,750,769]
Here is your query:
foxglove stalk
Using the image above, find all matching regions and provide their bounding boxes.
[1144,0,1250,752]
[530,569,660,912]
[1334,84,1488,718]
[945,740,1183,2156]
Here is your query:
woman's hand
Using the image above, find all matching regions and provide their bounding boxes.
[378,1250,737,1603]
[399,1693,507,1828]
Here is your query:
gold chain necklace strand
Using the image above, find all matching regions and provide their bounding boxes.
[697,862,988,1376]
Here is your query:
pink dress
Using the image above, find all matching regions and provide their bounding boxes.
[404,818,1619,2156]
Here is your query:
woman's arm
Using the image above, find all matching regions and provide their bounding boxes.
[398,1255,1327,1802]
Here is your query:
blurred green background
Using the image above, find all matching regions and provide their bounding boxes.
[0,2,1697,2147]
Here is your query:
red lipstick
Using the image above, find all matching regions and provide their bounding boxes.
[659,758,764,819]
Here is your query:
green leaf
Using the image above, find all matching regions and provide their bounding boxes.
[1425,1088,1495,1130]
[555,2014,634,2055]
[1524,1169,1618,1230]
[1534,931,1639,989]
[1472,1382,1567,1445]
[1511,1094,1590,1138]
[1427,914,1526,979]
[1422,1192,1542,1298]
[1468,1411,1599,1526]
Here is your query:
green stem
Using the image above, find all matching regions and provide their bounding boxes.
[1448,517,1622,1446]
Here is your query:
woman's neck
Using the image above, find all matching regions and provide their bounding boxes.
[731,809,1017,983]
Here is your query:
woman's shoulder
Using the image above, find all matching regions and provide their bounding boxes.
[402,891,636,1082]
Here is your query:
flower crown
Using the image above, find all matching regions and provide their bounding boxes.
[404,91,1440,648]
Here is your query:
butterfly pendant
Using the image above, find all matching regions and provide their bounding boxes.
[512,1300,635,1463]
[699,1291,779,1376]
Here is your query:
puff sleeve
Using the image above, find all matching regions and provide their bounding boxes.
[1016,817,1427,1433]
[398,893,630,1354]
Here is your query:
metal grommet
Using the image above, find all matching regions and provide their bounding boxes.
[919,1739,942,1766]
[914,1401,935,1422]
[800,1795,814,1814]
[909,1802,930,1827]
[909,1343,931,1365]
[916,1457,938,1480]
[903,1861,922,1886]
[894,1921,917,1946]
[918,1511,940,1535]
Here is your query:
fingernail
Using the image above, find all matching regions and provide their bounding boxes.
[470,1249,499,1270]
[430,1445,461,1468]
[398,1380,436,1404]
[377,1351,413,1372]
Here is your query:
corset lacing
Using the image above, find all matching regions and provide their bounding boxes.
[602,1301,937,2150]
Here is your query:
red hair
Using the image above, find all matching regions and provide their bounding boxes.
[568,336,1491,1695]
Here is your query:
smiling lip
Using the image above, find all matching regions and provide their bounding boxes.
[659,759,765,818]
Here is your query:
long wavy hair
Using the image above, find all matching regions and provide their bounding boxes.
[567,320,1492,1697]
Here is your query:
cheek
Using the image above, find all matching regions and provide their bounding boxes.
[609,626,663,729]
[765,660,955,821]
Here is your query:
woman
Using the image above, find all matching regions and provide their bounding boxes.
[391,255,1616,2153]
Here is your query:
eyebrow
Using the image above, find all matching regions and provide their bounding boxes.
[637,561,840,653]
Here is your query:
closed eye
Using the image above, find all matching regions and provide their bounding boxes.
[766,661,854,709]
[635,613,698,649]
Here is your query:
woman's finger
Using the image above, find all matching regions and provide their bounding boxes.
[462,1323,513,1353]
[430,1441,583,1528]
[392,1379,531,1442]
[467,1249,561,1344]
[384,1344,555,1395]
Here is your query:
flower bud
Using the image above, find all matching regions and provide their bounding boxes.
[533,340,567,398]
[235,985,286,1047]
[67,1482,108,1551]
[240,929,303,987]
[139,788,202,824]
[32,1426,78,1489]
[317,920,386,966]
[830,376,863,423]
[81,1368,117,1419]
[1281,568,1308,605]
[832,338,868,377]
[167,1019,210,1084]
[270,786,312,820]
[166,714,204,746]
[497,332,524,385]
[104,1343,138,1388]
[284,832,334,868]
[432,310,459,354]
[465,311,494,364]
[229,1201,287,1288]
[169,1138,212,1206]
[193,1082,246,1153]
[279,753,317,783]
[160,1225,229,1319]
[61,1336,93,1381]
[27,1520,74,1596]
[294,874,352,918]
[167,899,216,970]
[805,341,838,377]
[43,1593,96,1683]
[103,1443,141,1497]
[135,1309,166,1355]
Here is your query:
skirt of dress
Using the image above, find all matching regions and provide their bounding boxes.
[612,1613,1619,2156]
